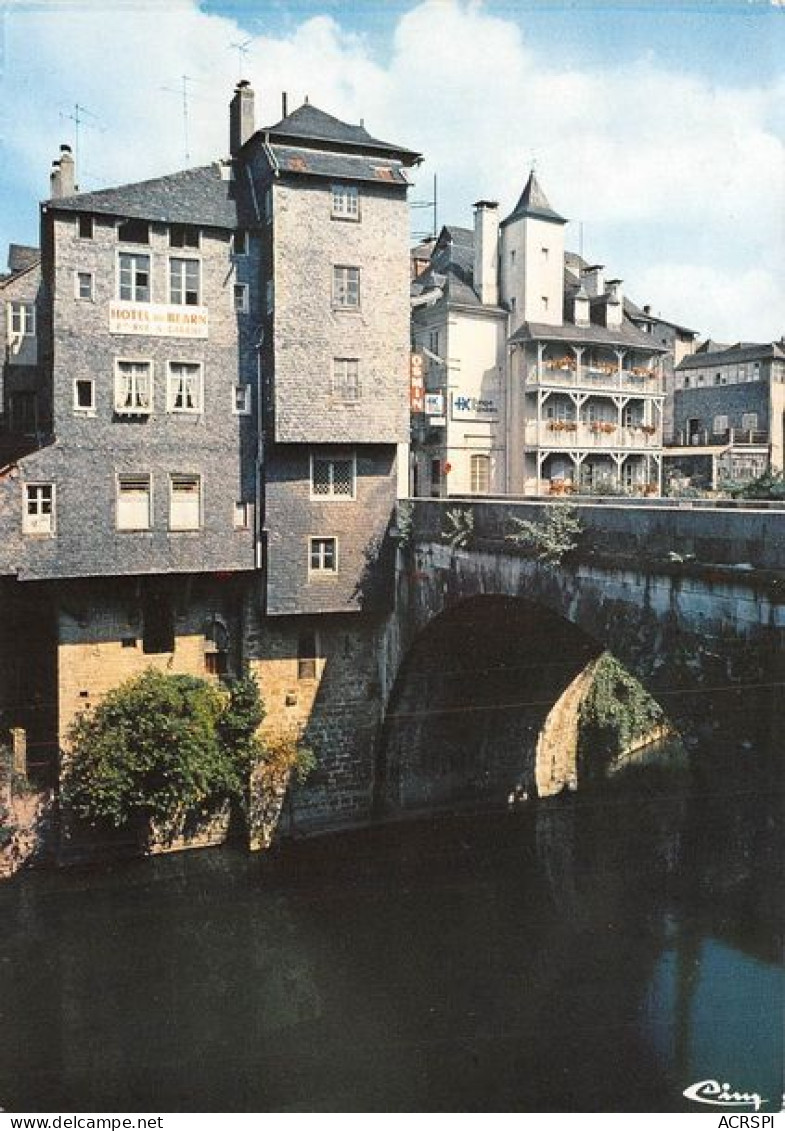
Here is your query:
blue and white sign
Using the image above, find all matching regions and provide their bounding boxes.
[450,392,499,421]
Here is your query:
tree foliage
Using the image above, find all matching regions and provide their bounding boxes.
[63,669,266,828]
[506,502,582,565]
[724,469,785,500]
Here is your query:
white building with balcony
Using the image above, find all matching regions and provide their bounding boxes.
[411,172,669,497]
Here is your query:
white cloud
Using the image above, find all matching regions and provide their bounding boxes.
[1,0,782,341]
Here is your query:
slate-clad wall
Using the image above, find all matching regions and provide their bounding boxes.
[270,177,410,445]
[264,443,397,615]
[0,210,261,580]
[672,380,771,438]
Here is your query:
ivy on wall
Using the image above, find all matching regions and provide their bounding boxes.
[578,652,667,780]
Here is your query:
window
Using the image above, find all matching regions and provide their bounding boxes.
[75,272,93,301]
[115,360,153,414]
[73,378,95,412]
[714,372,723,385]
[309,536,337,573]
[684,376,691,388]
[9,302,35,337]
[331,184,359,219]
[78,214,93,239]
[23,484,54,535]
[332,358,360,402]
[333,266,360,308]
[510,296,517,312]
[169,258,200,306]
[166,362,202,413]
[116,475,151,530]
[430,458,442,498]
[9,392,36,433]
[428,330,439,354]
[264,188,273,224]
[470,454,491,495]
[741,413,759,432]
[117,218,149,244]
[713,415,729,435]
[266,280,274,314]
[311,454,355,499]
[142,588,174,654]
[541,296,549,311]
[118,253,150,302]
[233,384,252,415]
[297,631,318,680]
[205,652,228,677]
[169,223,199,249]
[169,474,201,530]
[233,283,249,313]
[233,501,254,529]
[232,229,248,255]
[541,247,549,259]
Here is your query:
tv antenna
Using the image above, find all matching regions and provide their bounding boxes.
[58,103,103,173]
[162,75,196,165]
[411,172,438,239]
[229,39,253,81]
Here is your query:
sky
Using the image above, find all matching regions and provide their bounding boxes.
[1,0,783,341]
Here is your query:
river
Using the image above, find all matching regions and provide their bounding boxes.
[0,744,781,1113]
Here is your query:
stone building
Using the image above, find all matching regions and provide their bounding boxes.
[410,173,670,497]
[1,242,48,466]
[0,84,420,836]
[663,339,785,488]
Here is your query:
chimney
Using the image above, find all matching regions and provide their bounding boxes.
[50,143,76,199]
[581,264,604,298]
[605,278,623,328]
[230,80,255,156]
[473,200,499,306]
[643,303,652,315]
[573,285,590,327]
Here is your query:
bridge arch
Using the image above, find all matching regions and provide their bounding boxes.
[375,537,782,816]
[375,593,671,816]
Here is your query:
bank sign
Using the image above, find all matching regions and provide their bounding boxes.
[109,302,209,339]
[451,392,499,421]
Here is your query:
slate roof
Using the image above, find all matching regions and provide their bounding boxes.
[677,341,785,370]
[7,245,40,273]
[45,164,252,228]
[510,319,668,352]
[270,144,410,186]
[501,170,567,227]
[261,103,421,164]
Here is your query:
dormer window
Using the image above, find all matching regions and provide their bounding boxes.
[78,215,94,239]
[331,184,359,220]
[117,218,150,244]
[170,224,200,249]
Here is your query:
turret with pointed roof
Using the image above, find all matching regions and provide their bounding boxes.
[500,169,567,331]
[501,170,567,228]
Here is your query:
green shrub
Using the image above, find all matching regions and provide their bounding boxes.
[506,502,582,565]
[63,669,263,828]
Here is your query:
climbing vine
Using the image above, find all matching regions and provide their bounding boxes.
[578,653,667,780]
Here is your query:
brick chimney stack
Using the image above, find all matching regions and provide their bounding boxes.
[230,80,255,156]
[50,144,76,199]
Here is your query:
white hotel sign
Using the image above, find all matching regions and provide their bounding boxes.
[109,302,208,339]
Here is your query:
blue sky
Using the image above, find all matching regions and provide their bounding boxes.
[1,0,783,339]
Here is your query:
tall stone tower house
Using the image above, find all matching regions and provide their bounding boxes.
[0,85,421,835]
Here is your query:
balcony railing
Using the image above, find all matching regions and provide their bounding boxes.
[676,428,769,448]
[526,365,662,395]
[525,421,661,450]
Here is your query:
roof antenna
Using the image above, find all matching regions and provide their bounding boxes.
[229,39,252,82]
[304,94,309,104]
[161,75,195,165]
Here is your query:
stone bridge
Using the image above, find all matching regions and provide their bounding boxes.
[373,499,784,818]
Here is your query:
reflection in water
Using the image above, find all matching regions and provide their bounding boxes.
[0,747,780,1113]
